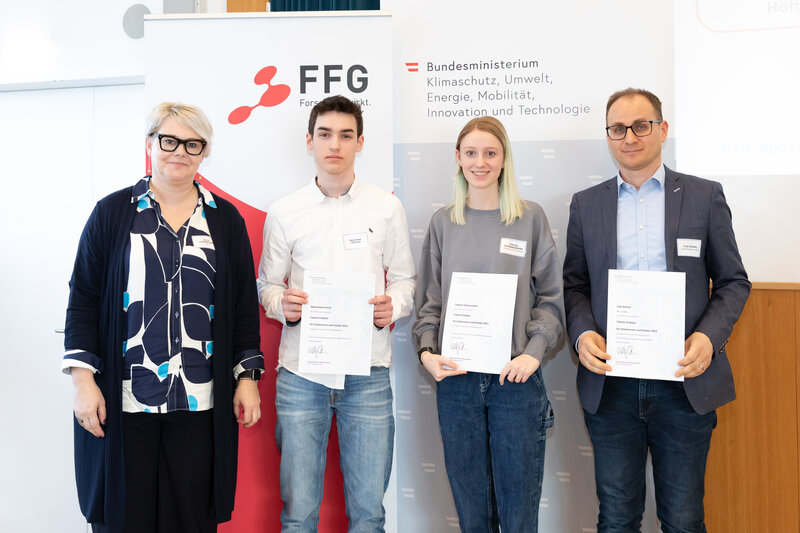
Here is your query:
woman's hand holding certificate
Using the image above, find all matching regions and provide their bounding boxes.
[419,350,467,382]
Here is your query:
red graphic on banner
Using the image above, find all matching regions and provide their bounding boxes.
[405,61,419,72]
[228,66,291,125]
[200,176,349,533]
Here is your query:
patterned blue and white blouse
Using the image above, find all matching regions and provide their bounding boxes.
[120,178,219,413]
[62,178,263,414]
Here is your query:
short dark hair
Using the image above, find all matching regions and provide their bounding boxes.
[308,95,364,137]
[606,88,663,122]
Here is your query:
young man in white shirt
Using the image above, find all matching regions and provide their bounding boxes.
[257,95,415,532]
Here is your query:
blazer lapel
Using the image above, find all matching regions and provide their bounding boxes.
[602,179,618,270]
[664,167,682,271]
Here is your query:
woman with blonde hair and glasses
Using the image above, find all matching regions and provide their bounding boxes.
[413,116,565,532]
[63,102,264,532]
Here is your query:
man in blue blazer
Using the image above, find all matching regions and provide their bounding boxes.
[563,88,750,532]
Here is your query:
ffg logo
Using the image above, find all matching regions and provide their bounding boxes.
[228,63,370,125]
[299,64,368,94]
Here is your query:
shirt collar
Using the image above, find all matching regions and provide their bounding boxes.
[131,176,217,209]
[616,164,665,195]
[309,176,360,203]
[196,180,217,208]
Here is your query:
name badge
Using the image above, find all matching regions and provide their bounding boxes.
[192,235,214,249]
[343,232,369,250]
[677,238,701,257]
[499,238,527,258]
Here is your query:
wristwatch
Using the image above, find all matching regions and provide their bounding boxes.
[417,347,434,364]
[238,369,262,381]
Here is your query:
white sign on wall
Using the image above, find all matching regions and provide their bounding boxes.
[384,1,674,531]
[674,0,800,176]
[144,12,394,208]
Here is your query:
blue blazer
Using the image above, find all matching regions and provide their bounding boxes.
[563,166,750,415]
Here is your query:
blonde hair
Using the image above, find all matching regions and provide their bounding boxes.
[449,116,526,225]
[145,102,214,157]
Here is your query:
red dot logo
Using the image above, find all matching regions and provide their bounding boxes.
[228,66,291,125]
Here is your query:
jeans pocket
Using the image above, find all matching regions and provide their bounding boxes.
[532,369,554,438]
[539,400,554,441]
[543,403,554,430]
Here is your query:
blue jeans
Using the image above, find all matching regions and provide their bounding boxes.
[436,369,554,533]
[584,377,717,533]
[275,367,394,533]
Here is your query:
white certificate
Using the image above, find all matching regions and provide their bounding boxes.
[606,269,686,381]
[441,272,518,374]
[299,270,375,376]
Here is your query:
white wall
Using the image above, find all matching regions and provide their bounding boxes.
[0,0,228,89]
[673,0,800,282]
[0,83,145,533]
[0,3,229,527]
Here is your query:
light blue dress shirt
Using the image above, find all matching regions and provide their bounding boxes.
[616,165,667,272]
[575,165,669,350]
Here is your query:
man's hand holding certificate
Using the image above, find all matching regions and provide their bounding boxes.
[299,271,375,376]
[606,269,686,382]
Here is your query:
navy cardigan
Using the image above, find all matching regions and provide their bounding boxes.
[64,183,262,531]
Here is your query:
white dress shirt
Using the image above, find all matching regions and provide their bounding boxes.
[257,177,416,389]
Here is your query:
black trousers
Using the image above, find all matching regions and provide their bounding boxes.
[92,410,216,533]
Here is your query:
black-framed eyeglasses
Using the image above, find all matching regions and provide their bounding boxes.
[605,120,663,140]
[153,133,207,156]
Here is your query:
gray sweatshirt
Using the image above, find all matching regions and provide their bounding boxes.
[413,202,565,362]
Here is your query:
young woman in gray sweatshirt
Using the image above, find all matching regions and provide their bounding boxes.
[413,116,565,533]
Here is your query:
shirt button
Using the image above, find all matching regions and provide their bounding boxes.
[174,311,179,318]
[640,253,645,258]
[174,337,180,343]
[639,225,644,230]
[639,198,644,203]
